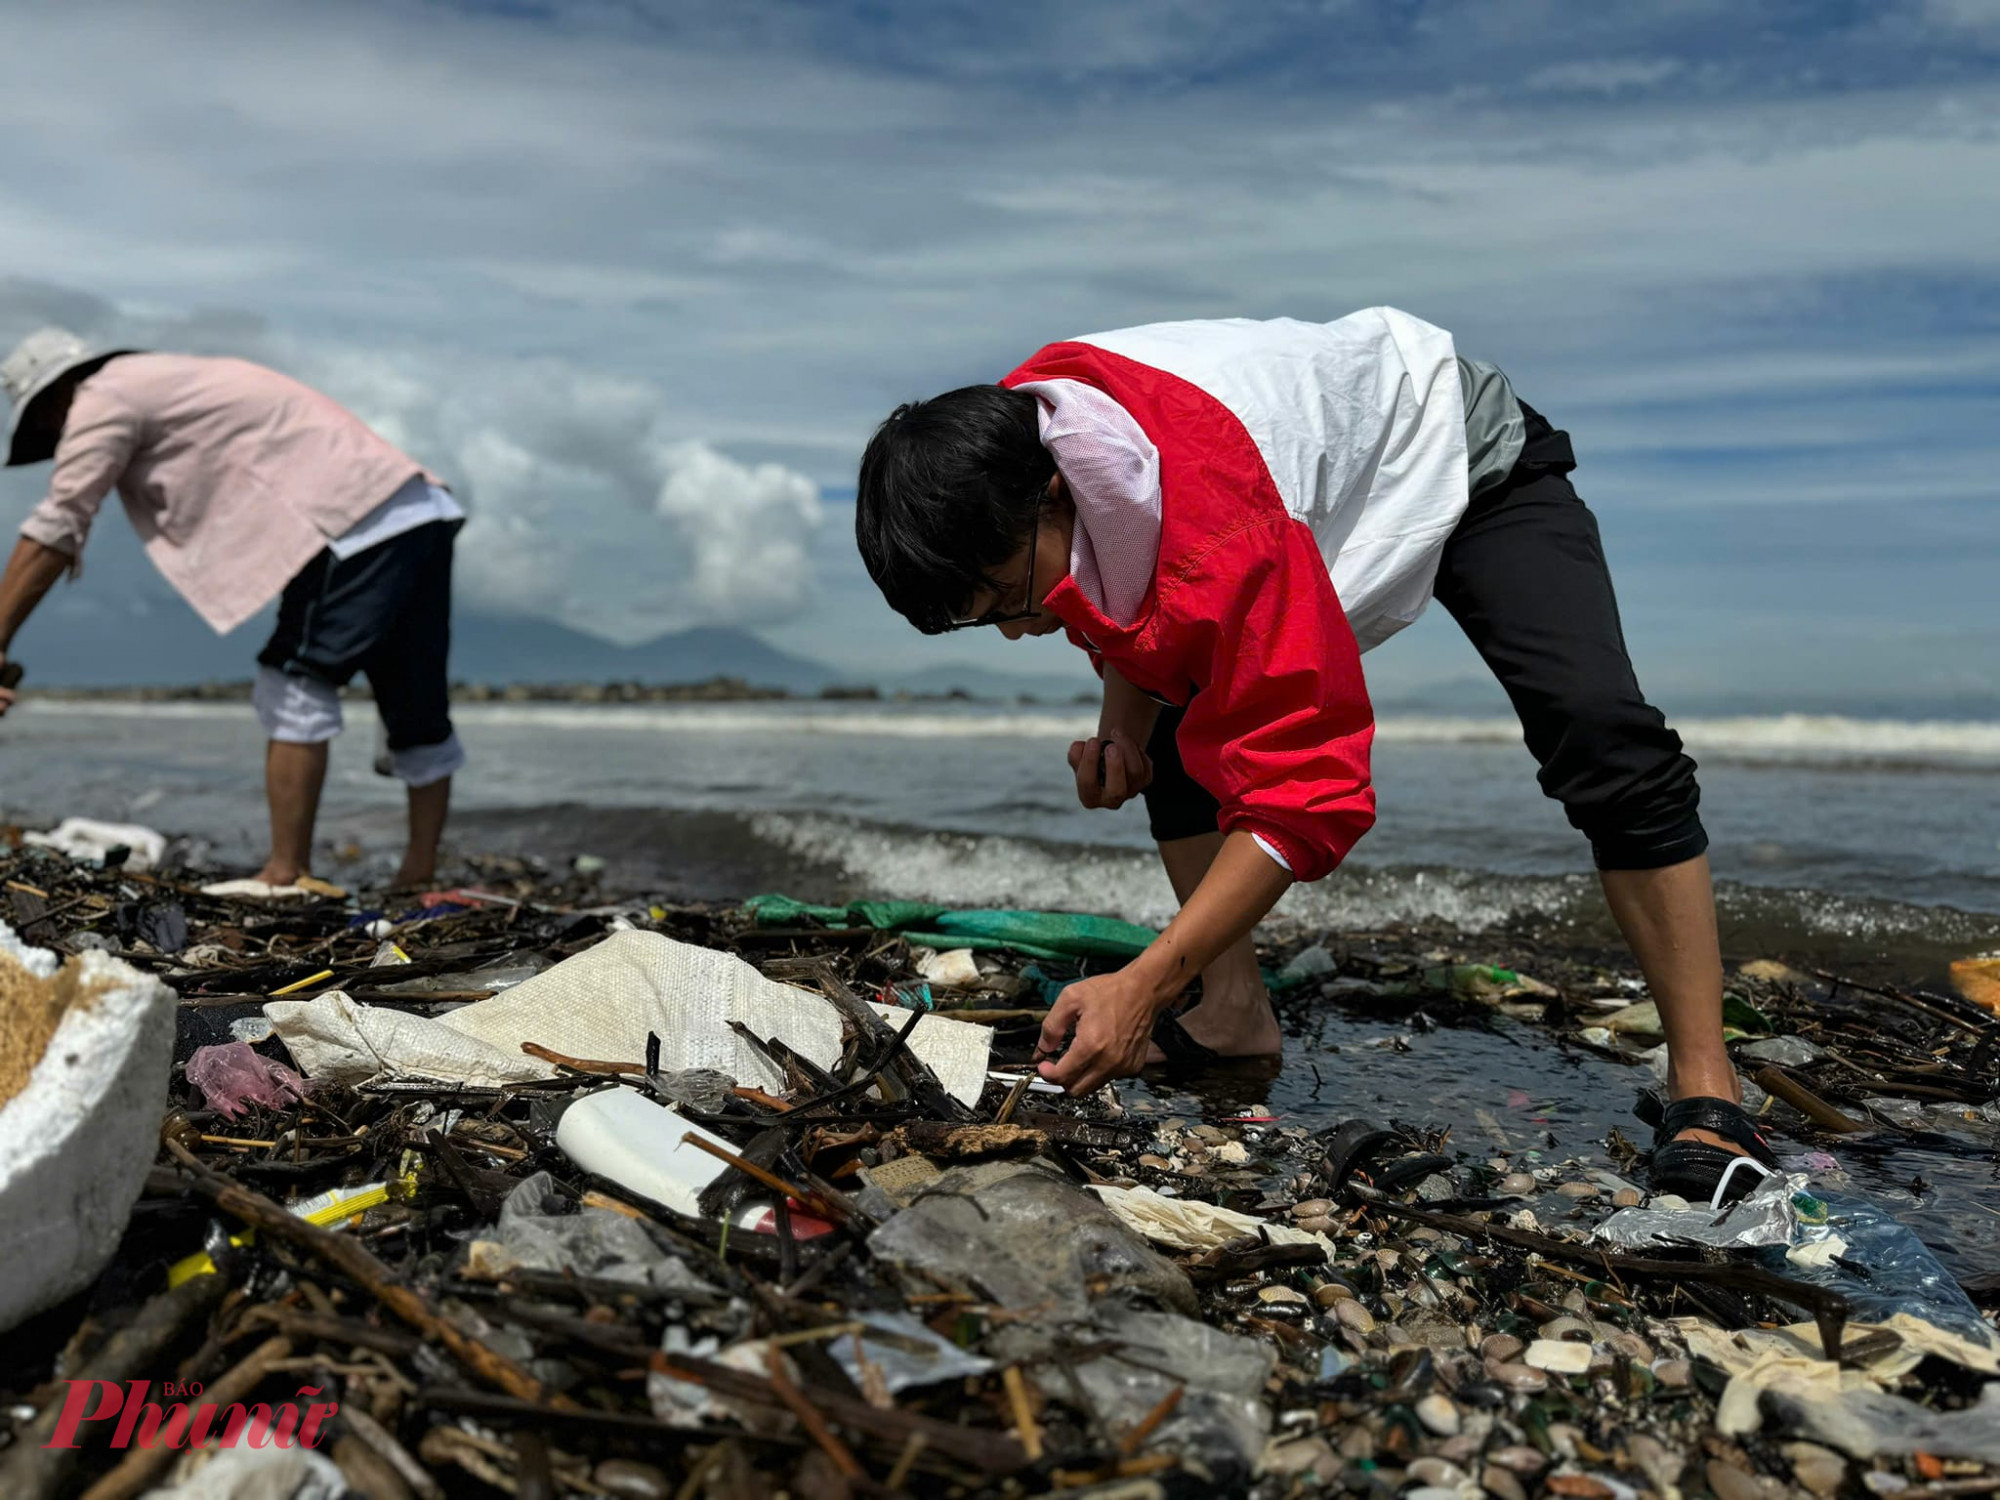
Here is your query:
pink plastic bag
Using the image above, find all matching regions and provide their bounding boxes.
[185,1041,310,1118]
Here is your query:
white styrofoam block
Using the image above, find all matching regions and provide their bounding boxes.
[0,922,177,1331]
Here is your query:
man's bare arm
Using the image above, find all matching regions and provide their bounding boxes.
[0,537,75,712]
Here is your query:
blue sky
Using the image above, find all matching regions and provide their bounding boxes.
[0,0,1995,709]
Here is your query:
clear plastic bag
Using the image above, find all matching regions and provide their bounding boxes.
[1759,1189,1994,1346]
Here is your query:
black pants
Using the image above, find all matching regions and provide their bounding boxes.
[256,519,460,753]
[1143,402,1707,872]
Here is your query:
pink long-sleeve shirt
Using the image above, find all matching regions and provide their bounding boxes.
[18,354,438,634]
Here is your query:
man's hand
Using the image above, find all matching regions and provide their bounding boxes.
[1034,962,1169,1095]
[0,655,18,717]
[1067,729,1153,810]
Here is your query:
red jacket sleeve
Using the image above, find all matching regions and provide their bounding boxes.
[1166,515,1376,881]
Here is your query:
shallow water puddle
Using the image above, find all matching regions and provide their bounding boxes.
[1132,1002,2000,1281]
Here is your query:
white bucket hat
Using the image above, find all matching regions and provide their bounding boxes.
[2,326,136,466]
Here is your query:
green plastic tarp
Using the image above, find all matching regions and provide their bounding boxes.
[741,893,1160,963]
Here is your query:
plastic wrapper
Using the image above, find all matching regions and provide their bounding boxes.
[464,1172,715,1293]
[184,1041,310,1119]
[1057,1305,1274,1484]
[1092,1182,1332,1254]
[826,1311,993,1397]
[1739,1035,1822,1066]
[1591,1171,1808,1251]
[868,1162,1195,1315]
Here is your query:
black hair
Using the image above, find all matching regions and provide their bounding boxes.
[855,384,1055,634]
[8,354,129,467]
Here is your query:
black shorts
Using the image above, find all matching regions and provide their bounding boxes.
[1142,402,1707,872]
[256,519,460,752]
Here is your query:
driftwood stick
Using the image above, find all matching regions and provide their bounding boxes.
[165,1138,570,1407]
[1754,1065,1871,1133]
[0,1273,230,1500]
[649,1348,1030,1473]
[79,1336,294,1500]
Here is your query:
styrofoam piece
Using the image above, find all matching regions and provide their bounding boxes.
[0,921,176,1330]
[916,947,982,987]
[23,817,166,872]
[198,878,309,900]
[556,1087,735,1218]
[268,929,993,1105]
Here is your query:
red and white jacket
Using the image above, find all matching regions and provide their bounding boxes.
[1003,308,1472,881]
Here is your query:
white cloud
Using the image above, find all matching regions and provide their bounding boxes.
[0,0,1995,695]
[0,278,827,644]
[295,343,827,641]
[1525,57,1686,96]
[650,442,822,621]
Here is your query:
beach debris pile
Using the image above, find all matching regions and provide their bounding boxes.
[0,826,1996,1498]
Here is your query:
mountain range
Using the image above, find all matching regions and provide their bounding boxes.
[8,594,1091,701]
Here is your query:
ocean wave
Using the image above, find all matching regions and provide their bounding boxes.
[749,810,2000,965]
[754,811,1602,935]
[24,699,2000,768]
[1378,714,2000,770]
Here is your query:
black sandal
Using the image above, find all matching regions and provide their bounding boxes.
[1642,1095,1781,1206]
[1147,993,1283,1073]
[1150,1006,1221,1068]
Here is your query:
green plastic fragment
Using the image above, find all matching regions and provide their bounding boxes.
[1721,992,1775,1035]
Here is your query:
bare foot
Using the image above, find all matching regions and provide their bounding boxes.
[1144,979,1282,1064]
[391,862,437,890]
[253,862,305,887]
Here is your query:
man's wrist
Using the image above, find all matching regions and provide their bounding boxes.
[1130,941,1192,1009]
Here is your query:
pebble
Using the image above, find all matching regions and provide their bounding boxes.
[1544,1476,1614,1500]
[1406,1488,1464,1500]
[1486,1361,1548,1392]
[1625,1434,1684,1496]
[1782,1443,1847,1499]
[1706,1459,1770,1500]
[1296,1215,1337,1234]
[1480,1332,1525,1362]
[1333,1298,1376,1332]
[1387,1347,1436,1398]
[1499,1172,1537,1195]
[1489,1445,1549,1475]
[1408,1458,1470,1488]
[1555,1181,1600,1198]
[1524,1339,1593,1373]
[1258,1285,1309,1306]
[1435,1435,1485,1465]
[1137,1154,1171,1170]
[1413,1394,1461,1436]
[1311,1282,1354,1308]
[1604,1330,1654,1363]
[1212,1140,1250,1165]
[1266,1435,1341,1482]
[1653,1358,1692,1387]
[594,1459,672,1500]
[1539,1316,1594,1342]
[1483,1465,1530,1500]
[1612,1187,1644,1208]
[1290,1198,1334,1219]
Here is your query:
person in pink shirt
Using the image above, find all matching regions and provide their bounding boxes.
[0,328,466,888]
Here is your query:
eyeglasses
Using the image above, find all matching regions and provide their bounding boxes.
[943,503,1043,631]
